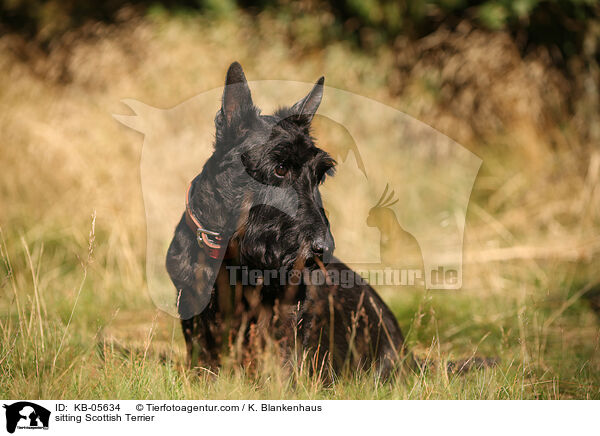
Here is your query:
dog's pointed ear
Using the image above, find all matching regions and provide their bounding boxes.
[290,77,324,122]
[221,61,254,125]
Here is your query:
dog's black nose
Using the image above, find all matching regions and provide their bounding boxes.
[311,237,332,258]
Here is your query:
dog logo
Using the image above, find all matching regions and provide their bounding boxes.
[2,402,50,433]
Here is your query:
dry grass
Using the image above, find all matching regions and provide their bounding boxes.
[0,11,599,399]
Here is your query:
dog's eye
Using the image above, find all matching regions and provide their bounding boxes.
[274,164,288,178]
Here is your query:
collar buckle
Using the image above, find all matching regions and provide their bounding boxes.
[186,180,228,260]
[196,227,222,247]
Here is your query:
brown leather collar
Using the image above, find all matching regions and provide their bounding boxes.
[185,181,230,260]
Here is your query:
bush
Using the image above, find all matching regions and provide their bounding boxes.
[1,0,598,62]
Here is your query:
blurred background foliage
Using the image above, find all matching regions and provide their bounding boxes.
[1,0,598,146]
[1,0,598,61]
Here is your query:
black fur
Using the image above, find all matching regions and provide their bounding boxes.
[166,62,412,378]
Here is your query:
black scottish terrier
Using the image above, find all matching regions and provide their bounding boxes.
[166,62,412,378]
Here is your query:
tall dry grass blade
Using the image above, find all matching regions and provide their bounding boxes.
[343,290,365,372]
[52,210,96,372]
[328,293,335,369]
[141,310,160,372]
[284,247,307,302]
[0,226,26,349]
[0,331,19,367]
[313,256,332,286]
[35,243,47,318]
[21,236,45,352]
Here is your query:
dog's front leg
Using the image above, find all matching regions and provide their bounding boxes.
[167,217,222,373]
[180,310,220,373]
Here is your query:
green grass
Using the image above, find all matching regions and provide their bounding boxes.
[1,221,598,399]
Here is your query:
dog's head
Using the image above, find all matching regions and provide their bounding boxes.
[189,62,335,273]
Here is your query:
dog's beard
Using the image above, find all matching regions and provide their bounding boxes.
[238,238,301,272]
[238,208,297,270]
[237,206,330,278]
